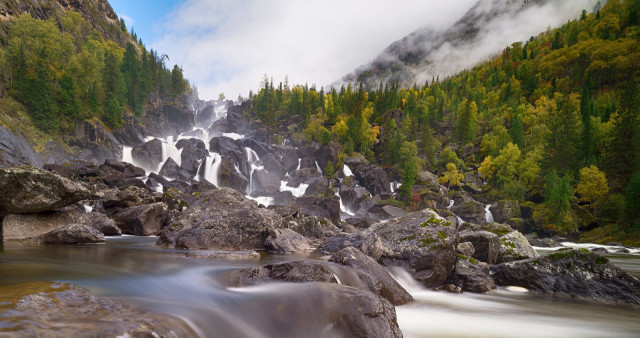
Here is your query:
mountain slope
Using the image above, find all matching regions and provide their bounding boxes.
[341,0,600,88]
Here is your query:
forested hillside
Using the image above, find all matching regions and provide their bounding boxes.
[0,3,191,152]
[248,0,640,243]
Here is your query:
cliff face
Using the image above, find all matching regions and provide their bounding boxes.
[0,0,129,46]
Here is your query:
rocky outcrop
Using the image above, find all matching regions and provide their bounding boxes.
[329,247,413,305]
[229,260,338,286]
[0,126,43,168]
[264,228,313,253]
[159,157,180,179]
[459,230,500,264]
[42,223,105,244]
[218,155,249,192]
[71,120,122,164]
[131,138,163,170]
[0,167,91,217]
[111,202,168,236]
[491,200,520,223]
[497,231,539,263]
[491,249,640,305]
[319,232,384,261]
[292,196,341,225]
[371,209,459,288]
[141,94,195,137]
[1,282,194,337]
[447,258,496,293]
[450,199,486,224]
[157,188,286,250]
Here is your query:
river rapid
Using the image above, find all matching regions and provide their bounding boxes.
[1,236,639,337]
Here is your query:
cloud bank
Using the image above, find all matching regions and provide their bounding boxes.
[152,0,476,100]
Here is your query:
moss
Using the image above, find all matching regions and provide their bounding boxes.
[469,257,478,265]
[438,230,448,240]
[458,254,468,260]
[418,236,437,247]
[595,256,608,265]
[400,235,416,241]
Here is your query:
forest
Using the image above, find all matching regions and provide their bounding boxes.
[0,12,190,133]
[248,0,640,240]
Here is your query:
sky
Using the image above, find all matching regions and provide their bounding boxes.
[109,0,477,100]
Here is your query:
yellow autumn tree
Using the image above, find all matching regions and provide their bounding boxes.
[438,163,464,188]
[576,165,610,214]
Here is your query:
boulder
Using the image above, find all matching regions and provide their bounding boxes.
[329,247,413,305]
[180,141,208,175]
[111,202,168,236]
[450,199,486,224]
[367,205,406,221]
[87,212,121,236]
[492,200,520,223]
[229,260,338,286]
[491,249,640,305]
[157,188,286,250]
[218,155,249,192]
[42,224,105,244]
[447,259,496,293]
[457,242,475,257]
[0,167,91,217]
[292,196,341,225]
[319,232,384,261]
[0,126,43,168]
[281,215,339,240]
[159,157,180,179]
[303,177,330,196]
[185,250,261,260]
[498,231,539,263]
[102,186,159,215]
[100,159,146,178]
[1,282,194,337]
[71,120,123,164]
[195,105,216,127]
[131,138,163,170]
[252,169,280,194]
[459,230,500,264]
[264,228,313,253]
[371,209,459,288]
[209,136,241,156]
[354,165,391,196]
[339,177,372,212]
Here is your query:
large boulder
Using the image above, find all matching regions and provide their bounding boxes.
[218,155,249,192]
[87,212,121,236]
[131,138,163,170]
[0,126,43,168]
[459,230,500,264]
[209,136,241,156]
[491,249,640,305]
[111,202,168,236]
[329,247,413,305]
[0,167,91,217]
[497,231,539,263]
[264,228,313,253]
[41,224,105,244]
[251,169,280,195]
[446,258,496,293]
[318,232,384,261]
[339,177,372,212]
[492,200,521,223]
[371,209,459,288]
[1,282,195,337]
[229,260,338,286]
[450,199,486,224]
[157,188,286,250]
[100,159,145,178]
[71,120,122,164]
[292,196,341,225]
[158,157,180,179]
[354,165,391,196]
[195,104,216,127]
[180,141,208,175]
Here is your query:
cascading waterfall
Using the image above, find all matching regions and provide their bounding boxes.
[343,164,354,177]
[315,161,322,175]
[448,199,464,225]
[122,146,133,164]
[296,159,301,171]
[245,147,263,194]
[485,204,494,223]
[205,153,222,187]
[448,199,454,208]
[280,181,308,197]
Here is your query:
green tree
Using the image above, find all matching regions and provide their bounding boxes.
[324,161,335,179]
[625,174,640,229]
[456,99,478,143]
[121,43,142,114]
[398,162,416,201]
[545,170,574,224]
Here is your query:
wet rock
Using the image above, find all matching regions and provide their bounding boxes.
[111,202,168,236]
[102,186,159,215]
[492,200,520,223]
[330,247,413,305]
[459,230,500,264]
[0,167,91,217]
[252,169,280,195]
[195,104,216,127]
[303,177,330,196]
[159,157,180,179]
[209,136,241,156]
[367,204,406,221]
[490,249,640,305]
[158,188,286,250]
[293,196,341,225]
[0,126,44,168]
[131,138,163,169]
[371,209,459,288]
[71,120,123,164]
[457,242,475,257]
[261,154,286,178]
[591,247,609,254]
[180,141,208,175]
[498,231,539,263]
[450,199,486,224]
[1,282,194,337]
[240,138,270,158]
[447,259,496,293]
[273,190,295,205]
[185,250,261,260]
[42,223,105,244]
[218,155,249,192]
[354,165,391,196]
[101,159,146,178]
[229,260,338,286]
[87,211,121,236]
[319,232,384,261]
[525,233,561,248]
[289,168,321,186]
[339,177,372,212]
[281,215,339,240]
[264,228,313,253]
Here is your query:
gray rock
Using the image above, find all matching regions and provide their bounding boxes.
[330,247,413,305]
[264,228,313,253]
[252,169,280,194]
[293,196,341,225]
[218,155,249,193]
[498,231,539,263]
[0,126,43,168]
[2,206,90,241]
[371,209,459,288]
[229,260,338,286]
[87,212,121,236]
[492,200,521,223]
[447,259,496,293]
[491,249,640,305]
[42,224,105,244]
[159,157,180,180]
[112,202,168,236]
[450,199,486,224]
[457,242,475,257]
[0,167,91,217]
[459,230,500,264]
[71,120,122,164]
[319,232,384,261]
[282,215,339,240]
[131,138,163,170]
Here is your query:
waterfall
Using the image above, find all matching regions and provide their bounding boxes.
[280,181,308,198]
[122,146,133,164]
[485,204,494,223]
[343,164,354,177]
[315,161,322,175]
[296,159,301,171]
[336,188,355,217]
[205,152,222,187]
[390,182,401,193]
[245,147,263,194]
[448,199,464,225]
[447,199,454,208]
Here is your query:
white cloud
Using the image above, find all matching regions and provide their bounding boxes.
[152,0,476,100]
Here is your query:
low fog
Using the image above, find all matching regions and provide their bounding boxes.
[342,0,601,88]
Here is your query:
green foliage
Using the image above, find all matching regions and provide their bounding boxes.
[545,170,574,224]
[399,162,416,201]
[324,161,335,179]
[624,174,640,229]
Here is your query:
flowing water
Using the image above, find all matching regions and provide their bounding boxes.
[1,237,639,337]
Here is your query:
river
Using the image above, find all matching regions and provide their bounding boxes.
[1,236,639,337]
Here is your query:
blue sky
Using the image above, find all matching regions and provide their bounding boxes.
[108,0,183,44]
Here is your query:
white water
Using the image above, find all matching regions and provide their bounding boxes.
[343,164,354,177]
[122,146,133,164]
[560,242,640,255]
[246,195,274,207]
[390,181,401,193]
[279,181,308,198]
[296,159,301,171]
[336,189,355,217]
[315,161,322,175]
[484,204,494,223]
[205,153,222,187]
[447,199,464,225]
[223,132,244,140]
[447,200,454,209]
[245,147,263,194]
[84,204,93,213]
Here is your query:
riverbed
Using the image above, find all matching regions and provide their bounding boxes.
[1,236,639,337]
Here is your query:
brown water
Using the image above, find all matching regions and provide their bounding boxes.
[1,236,639,337]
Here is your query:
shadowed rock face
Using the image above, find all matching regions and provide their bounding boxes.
[0,282,195,337]
[0,167,91,217]
[0,126,43,168]
[42,223,105,244]
[491,249,640,305]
